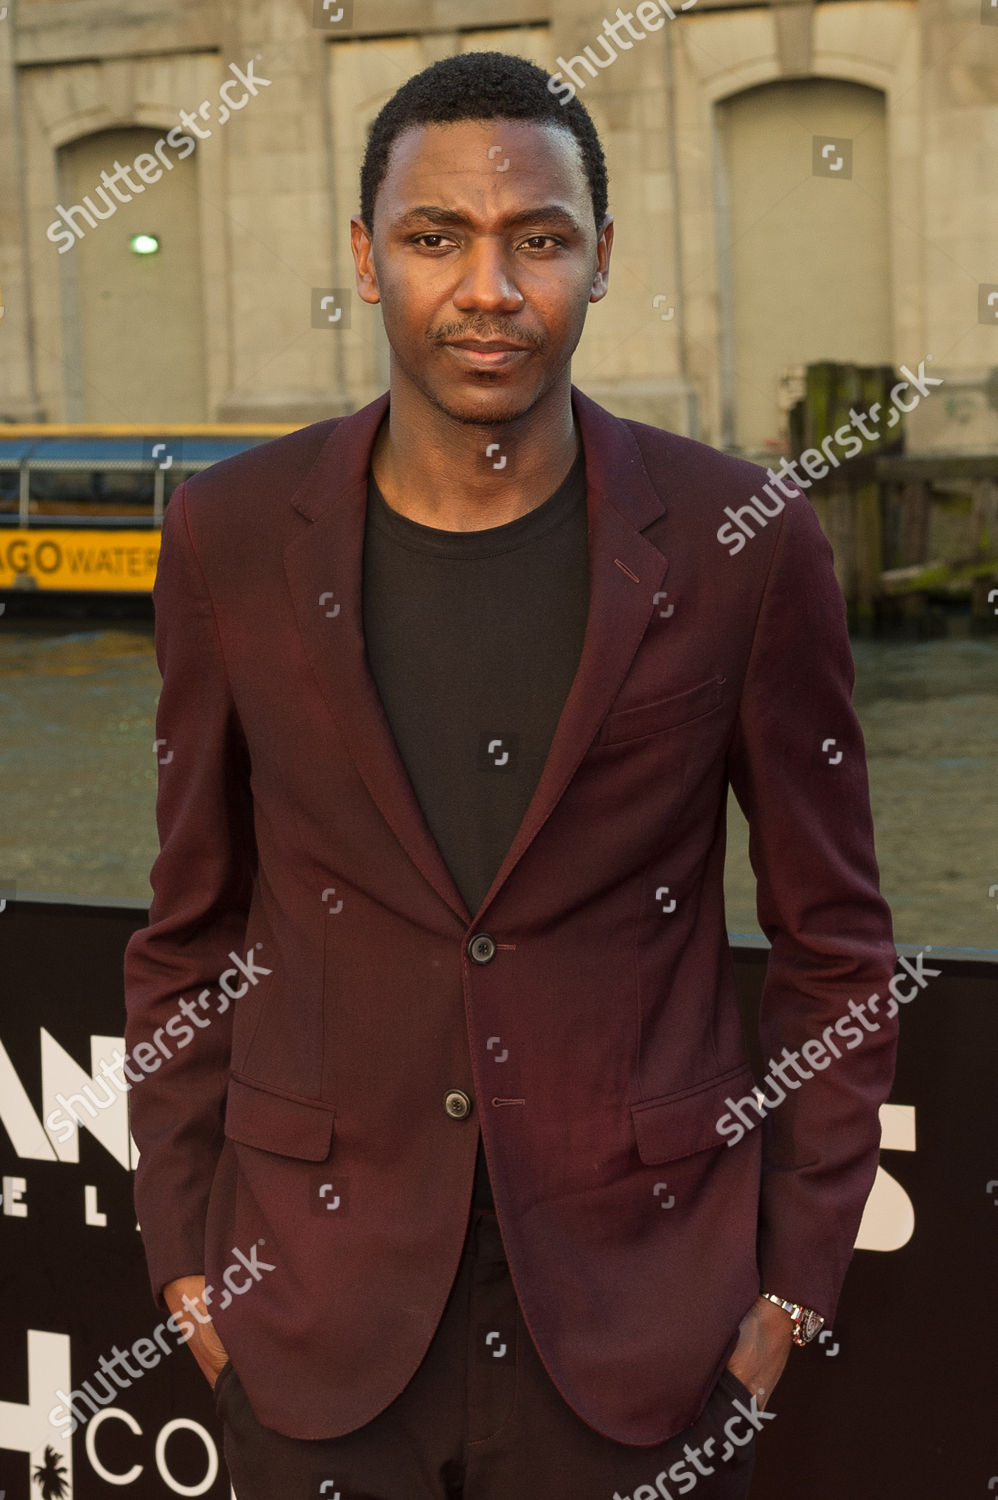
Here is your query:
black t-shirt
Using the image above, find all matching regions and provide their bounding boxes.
[361,442,589,1208]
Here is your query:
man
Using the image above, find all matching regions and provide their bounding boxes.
[124,50,898,1500]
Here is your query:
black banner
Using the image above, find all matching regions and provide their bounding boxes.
[1,900,994,1498]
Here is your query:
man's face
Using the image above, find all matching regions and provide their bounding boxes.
[350,117,613,426]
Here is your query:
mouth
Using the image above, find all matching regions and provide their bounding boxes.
[444,339,532,370]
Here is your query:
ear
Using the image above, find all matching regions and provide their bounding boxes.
[350,214,381,305]
[590,215,614,303]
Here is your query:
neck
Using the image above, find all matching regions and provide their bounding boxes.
[370,368,580,531]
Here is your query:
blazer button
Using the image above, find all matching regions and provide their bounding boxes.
[468,932,496,964]
[444,1089,472,1120]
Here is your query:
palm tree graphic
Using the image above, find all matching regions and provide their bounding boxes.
[32,1445,70,1499]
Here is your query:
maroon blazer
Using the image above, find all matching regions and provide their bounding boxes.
[123,385,898,1445]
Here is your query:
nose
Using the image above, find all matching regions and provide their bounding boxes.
[451,237,525,316]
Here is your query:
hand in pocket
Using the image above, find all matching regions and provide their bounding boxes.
[164,1274,231,1387]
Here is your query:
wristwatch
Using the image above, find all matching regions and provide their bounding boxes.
[760,1292,824,1347]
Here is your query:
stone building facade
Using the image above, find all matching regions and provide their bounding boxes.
[0,0,995,456]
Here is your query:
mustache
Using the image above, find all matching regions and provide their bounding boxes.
[431,324,543,349]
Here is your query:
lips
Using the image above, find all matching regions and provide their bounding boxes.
[447,340,530,353]
[444,340,531,370]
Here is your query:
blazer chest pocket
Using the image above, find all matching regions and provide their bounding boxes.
[596,675,726,746]
[224,1072,335,1161]
[630,1064,754,1164]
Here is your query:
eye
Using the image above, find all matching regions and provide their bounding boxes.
[408,233,564,252]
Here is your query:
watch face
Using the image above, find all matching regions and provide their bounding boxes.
[800,1309,824,1343]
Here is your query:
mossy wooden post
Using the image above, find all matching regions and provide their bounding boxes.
[971,574,998,622]
[971,479,998,561]
[970,478,998,623]
[789,362,901,628]
[791,361,855,606]
[852,365,896,628]
[884,481,930,571]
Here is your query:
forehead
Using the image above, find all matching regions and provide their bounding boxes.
[378,118,589,216]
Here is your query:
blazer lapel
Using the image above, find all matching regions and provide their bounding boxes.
[283,385,670,926]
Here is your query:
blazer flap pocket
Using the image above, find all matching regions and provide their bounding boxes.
[630,1066,754,1164]
[224,1074,335,1161]
[597,676,725,745]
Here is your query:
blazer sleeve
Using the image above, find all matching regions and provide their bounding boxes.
[725,487,899,1325]
[123,481,256,1308]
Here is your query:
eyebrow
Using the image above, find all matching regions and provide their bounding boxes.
[391,205,584,234]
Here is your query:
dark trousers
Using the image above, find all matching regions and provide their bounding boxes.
[216,1206,758,1500]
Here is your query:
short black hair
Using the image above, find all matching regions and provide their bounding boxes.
[359,51,609,237]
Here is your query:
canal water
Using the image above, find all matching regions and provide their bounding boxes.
[0,618,995,955]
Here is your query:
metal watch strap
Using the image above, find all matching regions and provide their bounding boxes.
[760,1291,821,1346]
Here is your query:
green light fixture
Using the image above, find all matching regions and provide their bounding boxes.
[129,234,161,255]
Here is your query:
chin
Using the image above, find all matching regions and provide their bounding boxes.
[431,381,539,427]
